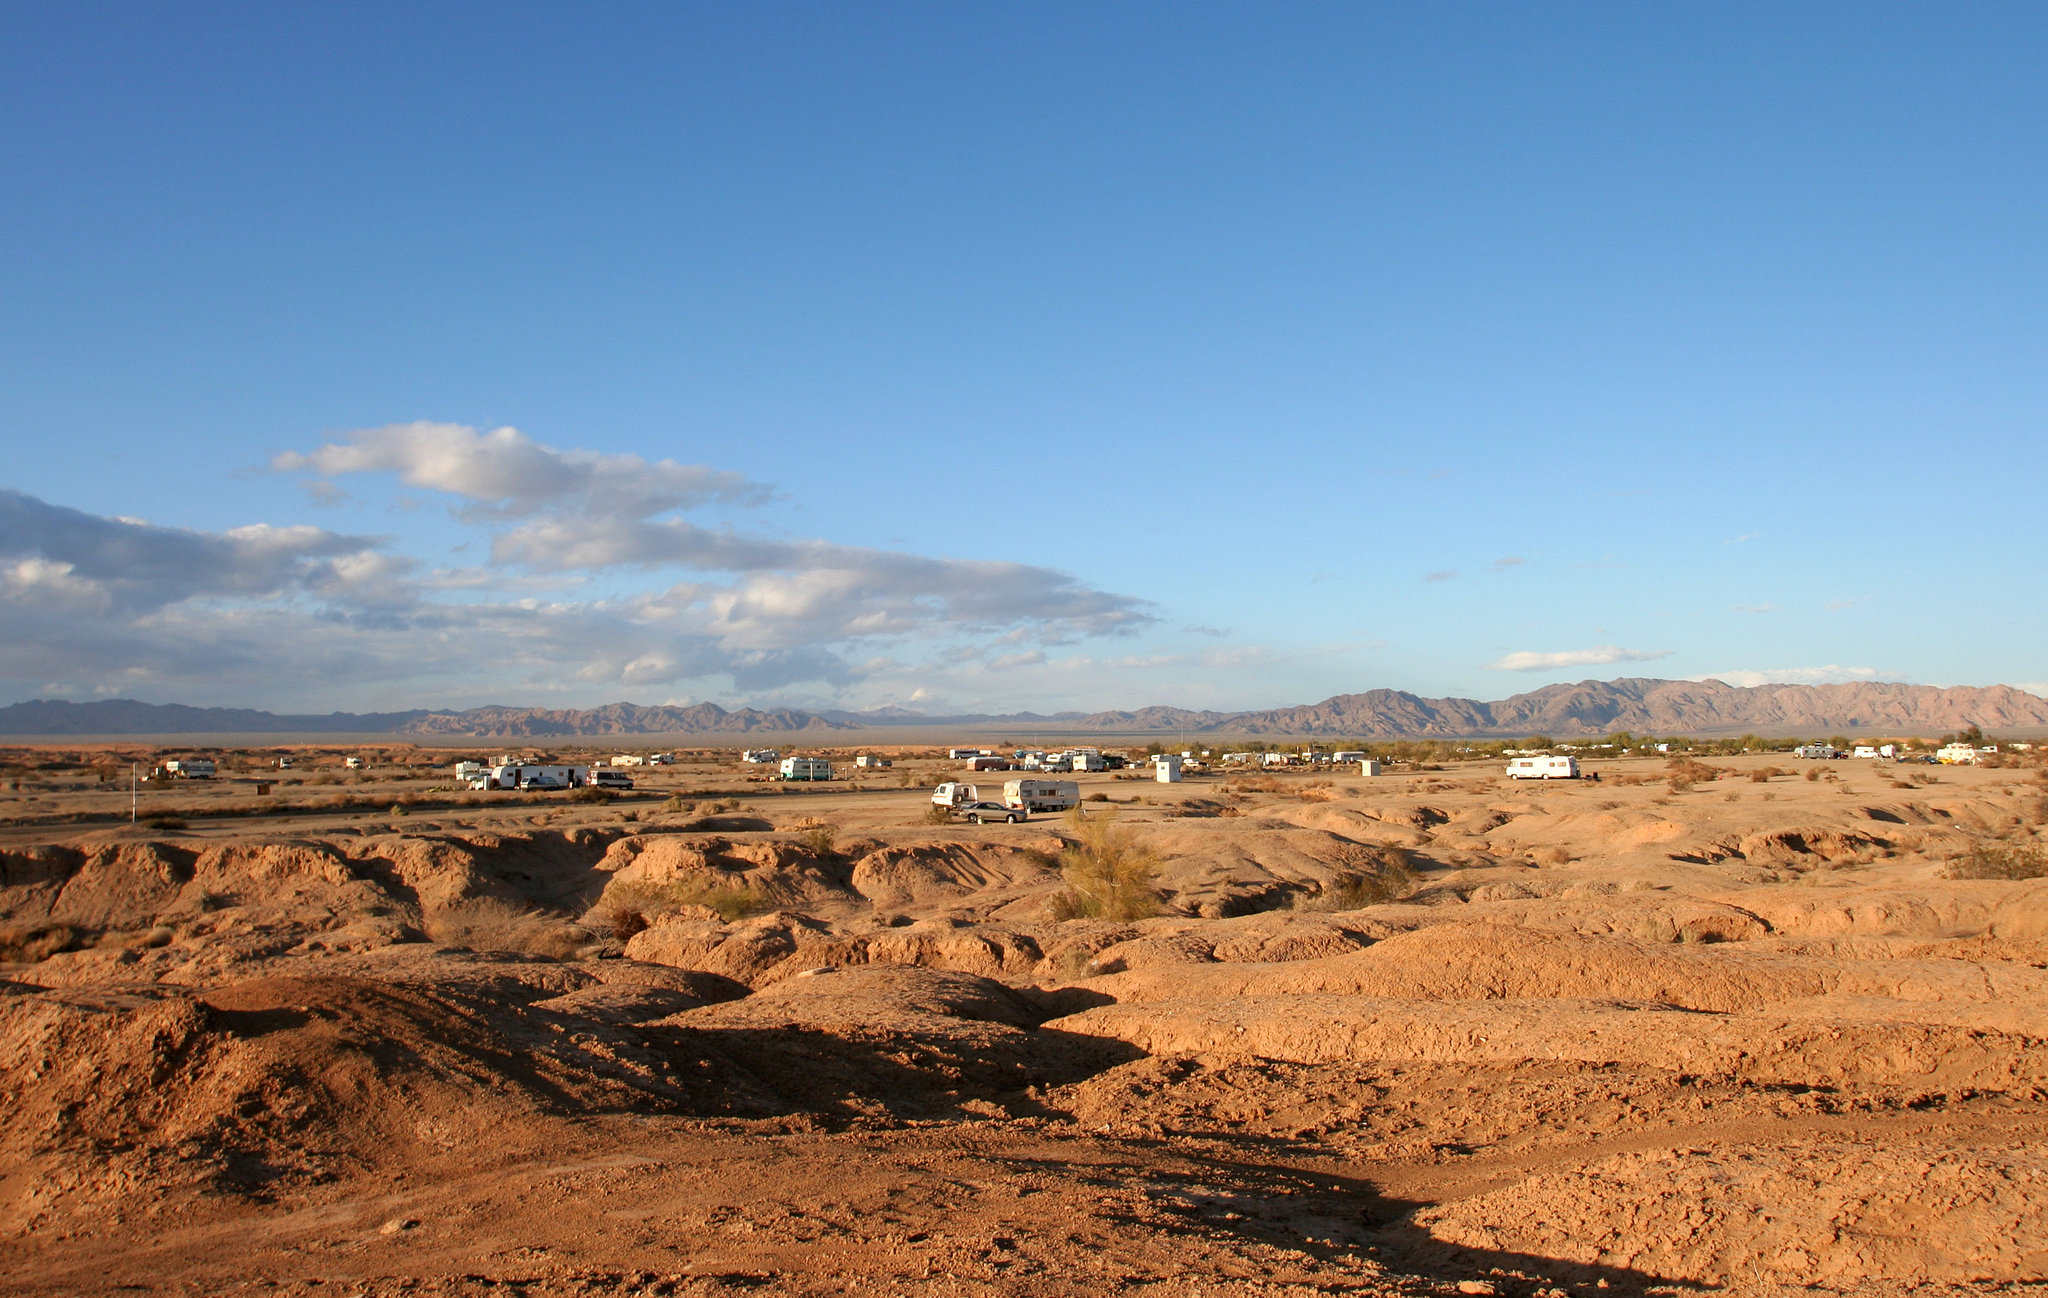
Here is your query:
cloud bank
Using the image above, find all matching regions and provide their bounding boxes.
[1487,646,1673,672]
[3,424,1152,707]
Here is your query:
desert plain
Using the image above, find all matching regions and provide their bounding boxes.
[1,743,2045,1297]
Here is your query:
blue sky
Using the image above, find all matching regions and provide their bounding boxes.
[2,2,2043,714]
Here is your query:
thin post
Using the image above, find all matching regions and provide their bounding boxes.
[130,762,137,823]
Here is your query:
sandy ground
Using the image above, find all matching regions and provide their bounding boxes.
[1,745,2045,1296]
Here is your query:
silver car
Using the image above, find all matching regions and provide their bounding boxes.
[956,801,1025,824]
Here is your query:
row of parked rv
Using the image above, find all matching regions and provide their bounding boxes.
[453,761,636,792]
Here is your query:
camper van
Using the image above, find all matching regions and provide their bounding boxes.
[779,756,833,781]
[1506,756,1580,780]
[1003,779,1080,813]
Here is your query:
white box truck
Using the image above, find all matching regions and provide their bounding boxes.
[1003,779,1080,812]
[1506,756,1580,780]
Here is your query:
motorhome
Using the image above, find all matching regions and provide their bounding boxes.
[1068,752,1105,772]
[741,749,780,764]
[1795,744,1845,760]
[454,761,485,782]
[1036,753,1073,772]
[477,763,588,791]
[162,759,216,779]
[931,782,980,807]
[779,756,833,781]
[1003,779,1080,813]
[1506,756,1579,780]
[1330,751,1366,763]
[946,747,982,760]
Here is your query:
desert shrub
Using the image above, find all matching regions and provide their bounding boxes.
[596,877,760,933]
[1806,768,1822,782]
[0,923,77,963]
[795,822,838,857]
[921,802,954,825]
[1049,808,1161,921]
[145,816,188,830]
[425,898,585,959]
[568,786,615,805]
[1086,792,1110,802]
[1296,855,1414,912]
[1942,841,2048,881]
[664,793,692,813]
[1665,758,1725,784]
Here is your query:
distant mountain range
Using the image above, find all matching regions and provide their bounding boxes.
[4,678,2046,739]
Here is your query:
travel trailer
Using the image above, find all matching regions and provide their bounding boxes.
[1506,756,1579,780]
[1003,779,1080,812]
[931,782,980,807]
[779,756,833,781]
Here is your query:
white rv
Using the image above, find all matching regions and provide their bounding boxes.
[1003,779,1080,813]
[741,749,780,764]
[855,754,892,768]
[162,759,217,779]
[479,763,588,790]
[946,747,982,760]
[1852,746,1880,760]
[931,781,980,807]
[1506,756,1580,780]
[1068,752,1105,772]
[612,754,647,767]
[454,760,485,781]
[779,756,833,781]
[1936,743,1980,765]
[1330,751,1366,763]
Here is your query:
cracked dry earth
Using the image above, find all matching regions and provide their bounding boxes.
[2,751,2046,1296]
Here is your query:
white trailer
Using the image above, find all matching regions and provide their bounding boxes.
[162,759,217,779]
[1331,751,1366,763]
[855,754,892,768]
[1852,746,1880,760]
[932,781,980,807]
[779,756,833,781]
[481,763,589,790]
[1936,743,1979,765]
[612,754,647,767]
[1069,752,1105,772]
[1003,779,1080,812]
[1506,756,1580,780]
[966,754,1011,771]
[454,760,485,781]
[946,747,981,760]
[741,749,780,764]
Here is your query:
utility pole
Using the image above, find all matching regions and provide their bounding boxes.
[130,762,137,824]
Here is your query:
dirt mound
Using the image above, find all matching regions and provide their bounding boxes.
[1048,992,2048,1089]
[1408,1138,2048,1285]
[847,841,1057,911]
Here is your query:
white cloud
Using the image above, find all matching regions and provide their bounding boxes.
[1732,602,1779,615]
[1695,665,1886,687]
[1423,570,1458,582]
[4,420,1157,707]
[1487,646,1673,672]
[273,422,766,521]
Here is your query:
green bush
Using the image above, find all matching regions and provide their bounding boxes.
[1049,808,1161,921]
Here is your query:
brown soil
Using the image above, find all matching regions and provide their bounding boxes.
[2,747,2046,1295]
